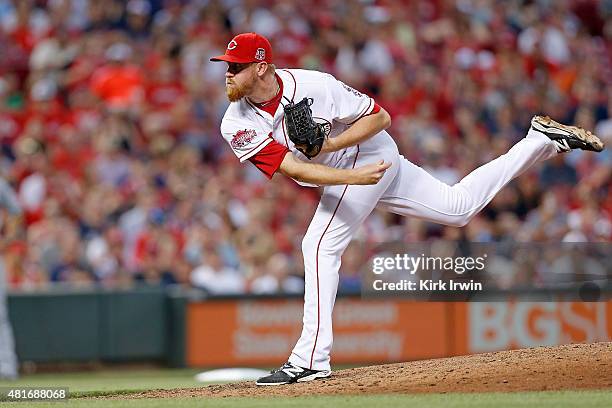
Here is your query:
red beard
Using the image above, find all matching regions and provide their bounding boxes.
[226,79,255,102]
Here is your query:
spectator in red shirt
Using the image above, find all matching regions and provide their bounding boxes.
[90,43,144,113]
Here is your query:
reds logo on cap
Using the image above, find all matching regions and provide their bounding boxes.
[210,32,273,64]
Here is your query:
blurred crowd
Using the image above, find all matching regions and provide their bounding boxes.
[0,0,610,294]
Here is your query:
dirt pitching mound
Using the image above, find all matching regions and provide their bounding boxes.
[129,342,611,398]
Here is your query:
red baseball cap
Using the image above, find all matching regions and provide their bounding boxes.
[210,33,273,64]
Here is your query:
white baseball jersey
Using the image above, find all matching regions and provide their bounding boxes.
[218,68,557,372]
[220,69,381,185]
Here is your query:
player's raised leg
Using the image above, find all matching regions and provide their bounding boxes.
[378,116,603,226]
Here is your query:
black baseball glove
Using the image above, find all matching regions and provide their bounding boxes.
[283,97,326,159]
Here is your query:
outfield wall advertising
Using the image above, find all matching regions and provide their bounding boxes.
[186,299,612,367]
[462,301,612,353]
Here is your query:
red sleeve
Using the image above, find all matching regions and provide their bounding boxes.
[369,103,381,115]
[249,140,290,179]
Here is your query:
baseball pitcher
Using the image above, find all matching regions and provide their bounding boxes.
[210,33,604,385]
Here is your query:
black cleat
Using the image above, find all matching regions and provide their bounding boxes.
[255,362,331,386]
[531,115,604,153]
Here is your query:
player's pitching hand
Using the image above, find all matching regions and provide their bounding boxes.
[351,160,392,185]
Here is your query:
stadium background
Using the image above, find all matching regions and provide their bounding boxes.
[0,0,611,373]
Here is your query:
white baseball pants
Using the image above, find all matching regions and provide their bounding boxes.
[288,128,557,370]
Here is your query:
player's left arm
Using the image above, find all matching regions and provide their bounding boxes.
[321,107,391,153]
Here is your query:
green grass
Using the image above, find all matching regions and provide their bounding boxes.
[0,365,366,394]
[0,391,610,407]
[0,370,610,407]
[0,368,203,393]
